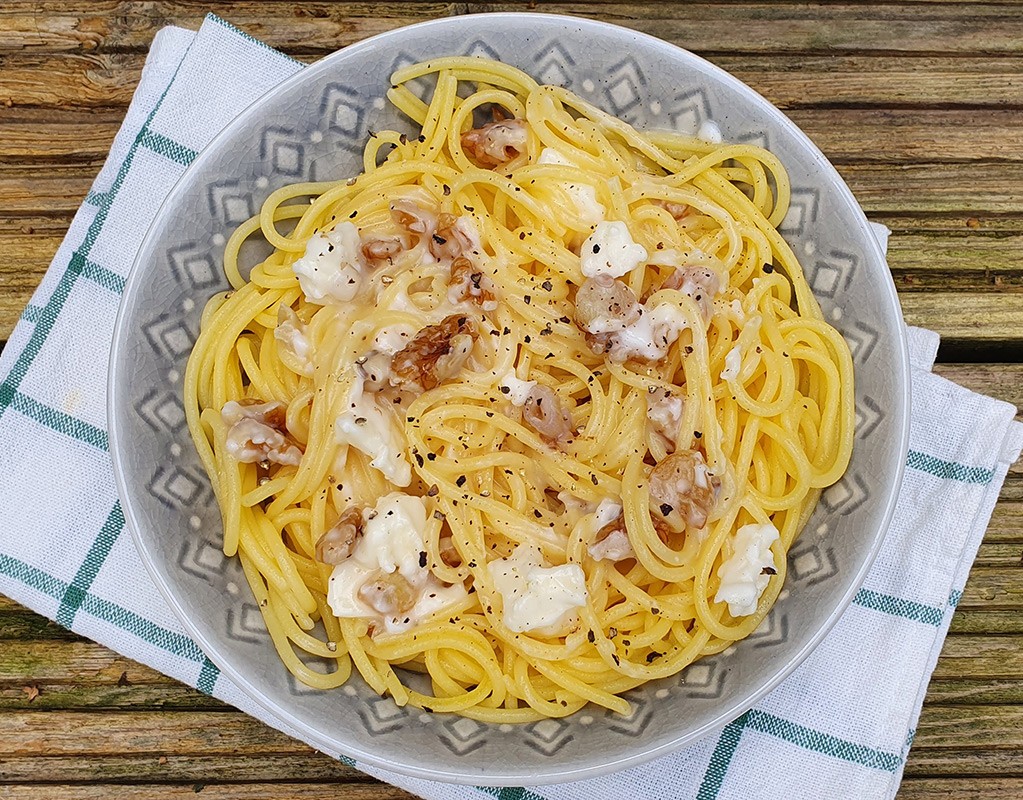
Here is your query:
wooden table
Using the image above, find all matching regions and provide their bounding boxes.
[2,2,1022,798]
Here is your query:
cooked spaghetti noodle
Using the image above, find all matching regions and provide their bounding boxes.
[184,56,854,721]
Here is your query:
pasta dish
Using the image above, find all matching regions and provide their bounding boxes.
[184,56,854,721]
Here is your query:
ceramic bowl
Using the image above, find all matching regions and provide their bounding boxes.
[109,12,910,785]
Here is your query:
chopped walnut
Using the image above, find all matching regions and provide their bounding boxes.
[648,450,719,530]
[390,200,437,245]
[390,314,478,392]
[439,536,462,567]
[575,275,686,363]
[657,200,693,221]
[661,266,721,321]
[315,506,363,565]
[460,118,528,167]
[588,516,635,562]
[361,237,404,265]
[221,400,302,466]
[448,256,498,311]
[358,572,417,615]
[430,213,482,261]
[522,384,575,446]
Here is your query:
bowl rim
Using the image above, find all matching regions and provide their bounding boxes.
[109,10,911,786]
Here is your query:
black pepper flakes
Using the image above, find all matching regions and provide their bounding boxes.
[763,264,774,273]
[456,475,467,487]
[541,280,553,291]
[646,651,663,664]
[419,551,428,568]
[694,430,703,439]
[659,503,674,516]
[587,630,595,643]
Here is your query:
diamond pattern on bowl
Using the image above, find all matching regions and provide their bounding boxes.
[260,126,305,177]
[667,87,712,135]
[606,693,653,737]
[147,464,207,508]
[226,603,267,645]
[820,472,870,517]
[178,536,229,580]
[141,312,197,360]
[320,83,367,145]
[747,609,789,649]
[438,715,488,755]
[856,395,885,440]
[207,180,255,226]
[844,320,881,362]
[779,188,821,236]
[135,388,186,434]
[533,40,576,87]
[358,695,409,735]
[788,540,840,586]
[168,242,220,291]
[680,660,726,699]
[602,56,647,117]
[524,717,575,754]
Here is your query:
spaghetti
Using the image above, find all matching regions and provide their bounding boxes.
[184,56,854,721]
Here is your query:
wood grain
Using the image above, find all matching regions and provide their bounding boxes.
[7,52,1023,111]
[2,2,1023,799]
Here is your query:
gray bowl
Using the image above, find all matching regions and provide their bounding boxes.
[109,12,910,786]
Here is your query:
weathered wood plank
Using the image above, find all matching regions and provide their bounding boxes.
[466,3,1023,56]
[898,778,1023,800]
[923,677,1023,705]
[950,610,1023,635]
[930,635,1023,679]
[0,710,306,756]
[7,2,1023,56]
[899,293,1023,345]
[0,52,147,109]
[0,641,155,683]
[0,746,1018,788]
[0,110,121,164]
[0,785,415,800]
[0,2,457,55]
[0,609,81,641]
[0,167,94,216]
[0,682,226,711]
[933,365,1023,414]
[959,565,1023,610]
[904,748,1023,778]
[841,164,1023,215]
[912,704,1023,748]
[0,753,363,785]
[7,51,1023,110]
[786,108,1023,164]
[723,54,1023,109]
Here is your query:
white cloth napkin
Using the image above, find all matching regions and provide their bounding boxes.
[1,14,1020,800]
